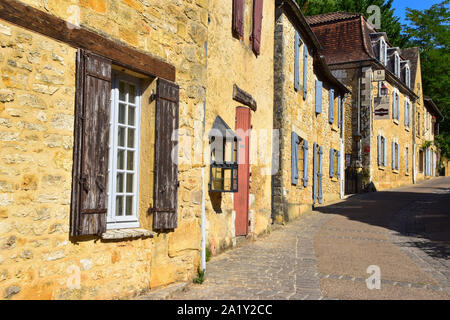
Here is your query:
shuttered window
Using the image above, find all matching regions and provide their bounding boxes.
[329,88,334,124]
[315,80,322,114]
[302,140,309,187]
[383,137,387,166]
[336,151,341,179]
[152,78,180,230]
[70,49,112,237]
[294,31,300,92]
[329,148,335,178]
[252,0,264,55]
[338,94,342,128]
[406,147,409,173]
[312,143,317,203]
[303,44,308,100]
[291,132,299,185]
[232,0,244,39]
[318,146,323,204]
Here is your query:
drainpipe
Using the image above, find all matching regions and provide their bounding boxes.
[357,64,362,169]
[413,102,416,183]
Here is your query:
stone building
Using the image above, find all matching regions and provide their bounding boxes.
[0,0,274,300]
[306,12,425,192]
[400,48,444,182]
[272,0,350,224]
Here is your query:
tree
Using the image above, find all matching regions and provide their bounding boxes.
[297,0,408,47]
[403,1,450,158]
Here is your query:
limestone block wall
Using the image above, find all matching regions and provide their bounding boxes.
[0,0,209,299]
[371,80,415,190]
[272,14,342,224]
[204,0,275,253]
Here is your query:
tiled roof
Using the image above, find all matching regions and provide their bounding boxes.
[306,14,374,64]
[306,12,362,25]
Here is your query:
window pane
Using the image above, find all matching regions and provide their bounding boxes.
[119,81,126,102]
[118,103,126,124]
[116,196,123,216]
[116,173,124,193]
[126,173,133,193]
[117,150,125,170]
[118,127,125,147]
[126,196,133,216]
[127,128,135,148]
[128,84,136,104]
[127,151,134,170]
[128,106,136,126]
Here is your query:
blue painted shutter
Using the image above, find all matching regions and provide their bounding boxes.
[377,135,381,166]
[336,151,341,179]
[303,140,309,187]
[396,143,400,170]
[294,31,300,92]
[392,92,395,119]
[404,100,407,126]
[392,142,395,168]
[318,146,323,204]
[383,138,387,166]
[329,88,334,124]
[329,148,334,178]
[291,132,299,185]
[315,80,322,114]
[338,95,342,128]
[313,143,317,203]
[303,44,308,100]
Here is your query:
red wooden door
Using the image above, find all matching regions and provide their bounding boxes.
[234,107,251,236]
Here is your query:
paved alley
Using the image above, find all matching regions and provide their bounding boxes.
[168,178,450,300]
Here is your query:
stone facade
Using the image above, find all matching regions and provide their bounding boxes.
[272,6,348,224]
[0,0,208,299]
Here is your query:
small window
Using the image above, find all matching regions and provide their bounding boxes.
[108,73,142,229]
[379,38,387,65]
[405,65,411,88]
[394,53,401,77]
[298,139,305,181]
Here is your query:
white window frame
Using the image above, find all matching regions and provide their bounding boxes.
[379,38,387,66]
[394,53,400,77]
[405,65,410,88]
[107,72,142,230]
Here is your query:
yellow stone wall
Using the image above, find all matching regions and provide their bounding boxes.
[273,14,342,224]
[371,80,415,190]
[0,0,209,299]
[204,0,275,251]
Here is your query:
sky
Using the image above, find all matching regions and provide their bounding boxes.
[392,0,443,26]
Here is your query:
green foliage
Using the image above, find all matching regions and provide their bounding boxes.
[403,1,450,157]
[205,247,212,262]
[193,267,205,284]
[297,0,407,47]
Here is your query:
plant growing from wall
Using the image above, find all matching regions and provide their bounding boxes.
[193,267,205,284]
[422,140,433,149]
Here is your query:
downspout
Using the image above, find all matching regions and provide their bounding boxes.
[340,94,346,199]
[357,64,362,168]
[413,101,416,183]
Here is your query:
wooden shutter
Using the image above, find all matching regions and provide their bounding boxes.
[252,0,264,55]
[329,148,334,178]
[338,94,342,128]
[294,31,300,92]
[70,49,111,237]
[303,44,308,100]
[312,143,317,203]
[153,78,180,230]
[392,92,395,119]
[303,140,309,187]
[291,132,299,185]
[396,144,400,170]
[377,135,381,166]
[383,138,387,166]
[233,0,244,39]
[404,100,407,126]
[315,80,322,114]
[318,146,323,204]
[329,88,334,124]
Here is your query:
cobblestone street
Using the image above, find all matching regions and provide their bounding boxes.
[167,178,450,300]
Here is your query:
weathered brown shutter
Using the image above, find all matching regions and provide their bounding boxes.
[252,0,263,55]
[70,49,111,237]
[152,78,180,230]
[233,0,244,39]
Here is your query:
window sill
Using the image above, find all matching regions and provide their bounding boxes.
[378,166,385,171]
[405,127,410,132]
[331,125,339,132]
[392,169,399,174]
[393,120,399,125]
[101,228,156,240]
[331,177,339,182]
[405,172,410,176]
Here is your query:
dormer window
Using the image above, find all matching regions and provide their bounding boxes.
[394,53,400,77]
[405,65,411,88]
[379,38,387,66]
